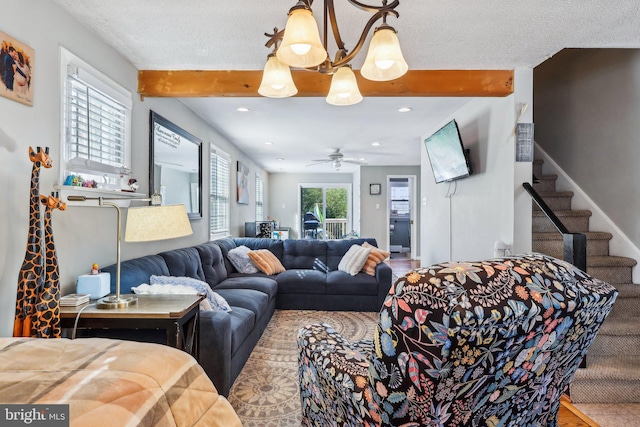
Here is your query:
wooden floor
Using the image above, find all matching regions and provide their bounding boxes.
[386,258,598,426]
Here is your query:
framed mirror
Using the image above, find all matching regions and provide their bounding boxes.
[150,111,202,219]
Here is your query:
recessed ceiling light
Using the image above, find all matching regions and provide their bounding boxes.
[277,157,285,161]
[359,158,366,161]
[236,107,250,112]
[371,142,381,147]
[398,107,412,113]
[265,142,273,145]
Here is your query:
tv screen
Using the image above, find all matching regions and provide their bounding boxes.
[424,120,472,184]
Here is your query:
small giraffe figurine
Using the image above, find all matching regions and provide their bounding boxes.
[14,146,52,338]
[37,192,66,338]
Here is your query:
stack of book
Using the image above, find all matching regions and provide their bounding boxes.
[60,293,91,306]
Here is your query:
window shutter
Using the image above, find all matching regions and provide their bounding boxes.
[255,175,264,221]
[210,149,230,236]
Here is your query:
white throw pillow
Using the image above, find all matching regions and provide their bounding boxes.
[228,245,259,274]
[338,244,371,276]
[146,275,232,312]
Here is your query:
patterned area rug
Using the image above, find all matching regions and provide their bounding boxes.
[228,310,378,427]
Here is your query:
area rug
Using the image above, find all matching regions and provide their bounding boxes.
[228,309,378,427]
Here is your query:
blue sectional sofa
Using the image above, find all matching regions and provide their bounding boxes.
[101,237,392,396]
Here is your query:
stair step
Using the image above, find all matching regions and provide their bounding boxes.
[533,232,611,258]
[609,283,640,318]
[589,317,640,356]
[532,191,574,211]
[586,256,638,284]
[570,355,640,403]
[533,159,544,176]
[532,174,558,192]
[532,209,592,233]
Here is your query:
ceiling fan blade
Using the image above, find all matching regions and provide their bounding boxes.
[343,159,368,165]
[306,160,332,166]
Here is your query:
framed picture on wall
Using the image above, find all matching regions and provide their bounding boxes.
[0,30,34,106]
[237,161,250,204]
[369,183,381,195]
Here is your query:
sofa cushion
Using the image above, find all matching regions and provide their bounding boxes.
[338,244,371,276]
[283,240,328,271]
[233,238,284,260]
[276,270,327,294]
[103,255,170,294]
[148,275,232,312]
[158,247,206,281]
[214,277,278,301]
[195,242,229,287]
[227,245,259,274]
[227,307,255,355]
[248,250,286,275]
[213,237,239,274]
[215,289,269,319]
[326,238,378,271]
[326,270,378,296]
[361,242,390,276]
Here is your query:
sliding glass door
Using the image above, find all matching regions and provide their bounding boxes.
[300,184,351,239]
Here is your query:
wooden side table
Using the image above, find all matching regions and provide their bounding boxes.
[60,294,203,359]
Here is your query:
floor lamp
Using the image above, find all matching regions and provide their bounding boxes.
[67,195,193,309]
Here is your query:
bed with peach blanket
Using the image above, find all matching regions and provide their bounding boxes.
[0,337,241,426]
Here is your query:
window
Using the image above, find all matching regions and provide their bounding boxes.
[255,175,264,221]
[210,145,230,239]
[390,185,410,215]
[60,47,132,187]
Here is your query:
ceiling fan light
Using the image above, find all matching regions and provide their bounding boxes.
[276,7,327,68]
[326,67,363,106]
[259,55,298,98]
[360,27,408,81]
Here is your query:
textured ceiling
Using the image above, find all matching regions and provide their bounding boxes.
[53,0,640,172]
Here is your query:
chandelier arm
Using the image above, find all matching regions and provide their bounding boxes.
[331,9,394,68]
[264,28,285,50]
[346,0,400,14]
[326,0,346,53]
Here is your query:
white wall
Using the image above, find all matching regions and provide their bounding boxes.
[268,172,355,239]
[420,72,533,266]
[0,0,267,336]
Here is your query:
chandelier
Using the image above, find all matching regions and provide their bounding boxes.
[258,0,408,106]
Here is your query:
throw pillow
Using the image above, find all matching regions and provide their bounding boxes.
[148,275,232,312]
[228,245,259,274]
[338,244,371,276]
[247,249,286,275]
[362,241,391,276]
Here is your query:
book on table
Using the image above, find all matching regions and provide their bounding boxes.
[60,293,91,306]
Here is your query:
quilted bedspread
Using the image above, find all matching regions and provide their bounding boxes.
[0,337,242,426]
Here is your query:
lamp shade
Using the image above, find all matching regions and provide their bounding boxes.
[360,27,408,81]
[258,55,298,98]
[276,8,327,68]
[326,67,363,106]
[125,204,193,242]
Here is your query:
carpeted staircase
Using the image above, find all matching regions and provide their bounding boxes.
[532,159,640,404]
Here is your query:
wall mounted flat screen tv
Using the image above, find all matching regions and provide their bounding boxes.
[424,120,472,184]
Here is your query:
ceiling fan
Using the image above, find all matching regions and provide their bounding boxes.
[306,149,367,171]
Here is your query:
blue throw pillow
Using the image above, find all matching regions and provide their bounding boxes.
[227,245,259,274]
[149,275,232,312]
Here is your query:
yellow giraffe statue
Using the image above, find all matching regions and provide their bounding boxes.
[37,192,66,338]
[14,146,52,337]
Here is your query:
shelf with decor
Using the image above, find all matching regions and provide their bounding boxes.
[54,185,147,207]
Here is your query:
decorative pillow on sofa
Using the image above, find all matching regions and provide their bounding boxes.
[361,241,390,276]
[148,275,232,312]
[247,249,286,275]
[228,245,259,274]
[338,244,371,276]
[131,283,214,311]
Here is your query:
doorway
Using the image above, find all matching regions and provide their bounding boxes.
[387,176,416,259]
[299,184,352,239]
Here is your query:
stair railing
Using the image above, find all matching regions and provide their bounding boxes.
[523,182,587,272]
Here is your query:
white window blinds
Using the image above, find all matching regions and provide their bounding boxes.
[210,148,230,237]
[256,175,264,221]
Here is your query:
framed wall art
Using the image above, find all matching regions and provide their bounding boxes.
[1,31,34,106]
[237,161,250,204]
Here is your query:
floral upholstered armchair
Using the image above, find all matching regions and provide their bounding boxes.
[297,254,618,426]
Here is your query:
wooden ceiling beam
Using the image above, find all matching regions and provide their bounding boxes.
[138,69,513,98]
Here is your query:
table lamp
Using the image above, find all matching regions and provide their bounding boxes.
[67,195,193,309]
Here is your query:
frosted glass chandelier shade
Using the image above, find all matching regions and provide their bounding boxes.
[360,27,408,81]
[258,55,298,98]
[276,8,327,68]
[326,67,363,106]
